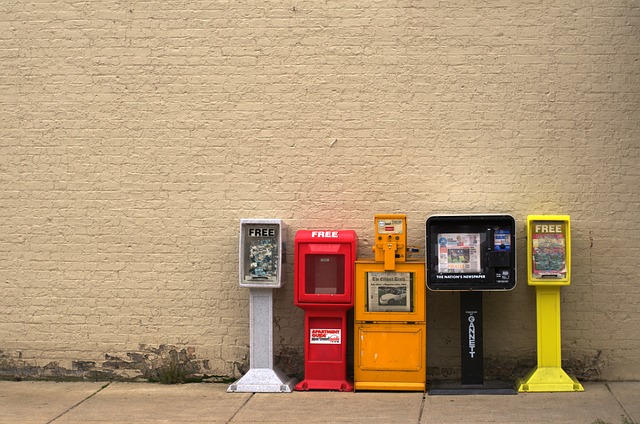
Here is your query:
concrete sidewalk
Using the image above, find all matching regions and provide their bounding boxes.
[0,381,637,424]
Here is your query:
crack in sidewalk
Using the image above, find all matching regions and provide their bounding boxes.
[226,392,254,424]
[47,382,111,423]
[605,382,637,424]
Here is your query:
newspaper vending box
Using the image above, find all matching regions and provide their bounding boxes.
[354,214,426,391]
[228,219,297,393]
[527,216,571,286]
[239,220,286,288]
[426,214,516,292]
[517,215,583,392]
[294,230,357,391]
[426,214,516,394]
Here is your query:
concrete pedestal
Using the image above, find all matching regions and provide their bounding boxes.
[228,288,297,393]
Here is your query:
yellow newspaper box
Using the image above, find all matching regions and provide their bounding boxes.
[527,215,571,286]
[517,215,583,392]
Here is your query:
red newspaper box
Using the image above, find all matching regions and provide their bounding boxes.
[294,230,357,391]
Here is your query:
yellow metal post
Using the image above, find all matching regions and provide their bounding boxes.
[517,215,583,392]
[516,285,583,392]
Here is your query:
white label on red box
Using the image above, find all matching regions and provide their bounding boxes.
[310,329,341,344]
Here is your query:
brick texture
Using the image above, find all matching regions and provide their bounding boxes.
[0,1,638,381]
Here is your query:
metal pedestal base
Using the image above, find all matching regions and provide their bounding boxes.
[429,380,516,395]
[516,366,584,392]
[516,286,584,393]
[428,292,516,396]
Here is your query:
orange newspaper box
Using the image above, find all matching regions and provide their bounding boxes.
[294,230,357,391]
[354,214,427,392]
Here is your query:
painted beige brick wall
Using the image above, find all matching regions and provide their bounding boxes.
[1,1,638,381]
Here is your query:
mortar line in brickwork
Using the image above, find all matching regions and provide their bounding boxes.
[47,382,111,424]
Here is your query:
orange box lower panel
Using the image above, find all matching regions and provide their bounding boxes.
[354,322,426,391]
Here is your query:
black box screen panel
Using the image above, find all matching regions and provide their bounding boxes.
[426,215,516,291]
